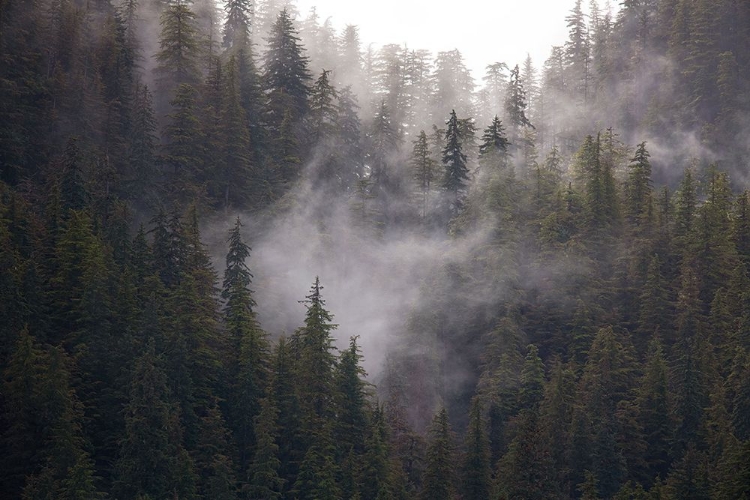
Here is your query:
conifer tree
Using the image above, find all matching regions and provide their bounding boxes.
[127,84,159,203]
[295,277,338,447]
[263,8,311,124]
[638,255,673,341]
[307,70,342,187]
[155,0,202,96]
[411,130,436,220]
[625,142,653,227]
[478,116,510,172]
[337,86,364,188]
[674,169,697,251]
[3,331,99,499]
[476,318,524,463]
[194,399,238,500]
[442,110,469,217]
[540,359,577,494]
[367,100,399,193]
[308,69,339,144]
[504,64,534,149]
[565,0,591,104]
[113,342,196,500]
[461,400,490,500]
[519,344,546,410]
[223,0,253,49]
[635,339,672,486]
[163,84,205,206]
[360,406,397,500]
[218,55,253,210]
[247,397,284,499]
[672,263,709,457]
[576,326,637,496]
[59,138,89,216]
[270,338,304,494]
[420,408,455,500]
[222,217,269,468]
[262,8,311,188]
[733,192,750,265]
[334,337,369,457]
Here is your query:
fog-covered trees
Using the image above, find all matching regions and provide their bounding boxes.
[3,1,750,499]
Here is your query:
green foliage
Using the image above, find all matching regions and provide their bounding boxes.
[411,130,437,220]
[113,342,196,499]
[461,400,490,500]
[478,116,511,172]
[155,1,202,92]
[442,110,469,216]
[2,3,750,499]
[247,397,284,499]
[420,408,455,500]
[625,142,653,227]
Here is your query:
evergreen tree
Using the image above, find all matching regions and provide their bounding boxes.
[194,399,238,500]
[223,0,253,49]
[263,8,311,188]
[504,64,534,149]
[442,110,470,217]
[420,408,455,500]
[155,0,202,96]
[337,85,364,189]
[59,138,89,214]
[478,116,511,172]
[163,84,205,206]
[625,142,653,227]
[565,0,592,104]
[127,84,159,203]
[519,344,546,410]
[113,342,196,500]
[639,255,672,341]
[217,55,253,211]
[307,70,343,188]
[411,130,437,221]
[270,338,304,495]
[635,339,673,486]
[222,217,269,469]
[540,359,577,495]
[367,100,399,194]
[3,331,100,499]
[295,277,338,449]
[672,263,708,457]
[247,397,284,499]
[461,399,490,500]
[263,8,311,122]
[334,337,369,457]
[360,407,396,500]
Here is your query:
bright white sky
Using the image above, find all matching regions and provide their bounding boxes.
[294,0,617,80]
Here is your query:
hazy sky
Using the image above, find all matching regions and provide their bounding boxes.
[294,0,617,80]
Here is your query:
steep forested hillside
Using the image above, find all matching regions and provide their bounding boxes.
[1,0,750,498]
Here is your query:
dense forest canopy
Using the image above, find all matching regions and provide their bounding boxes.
[2,0,750,498]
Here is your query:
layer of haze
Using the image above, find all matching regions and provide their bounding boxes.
[294,0,612,77]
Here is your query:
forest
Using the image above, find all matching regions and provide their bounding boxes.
[1,0,750,498]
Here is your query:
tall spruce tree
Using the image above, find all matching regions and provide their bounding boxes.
[222,217,269,469]
[263,8,310,123]
[223,0,253,49]
[411,130,436,220]
[155,0,202,98]
[442,110,470,217]
[420,408,455,500]
[461,399,490,500]
[478,115,511,172]
[113,342,197,500]
[625,142,653,227]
